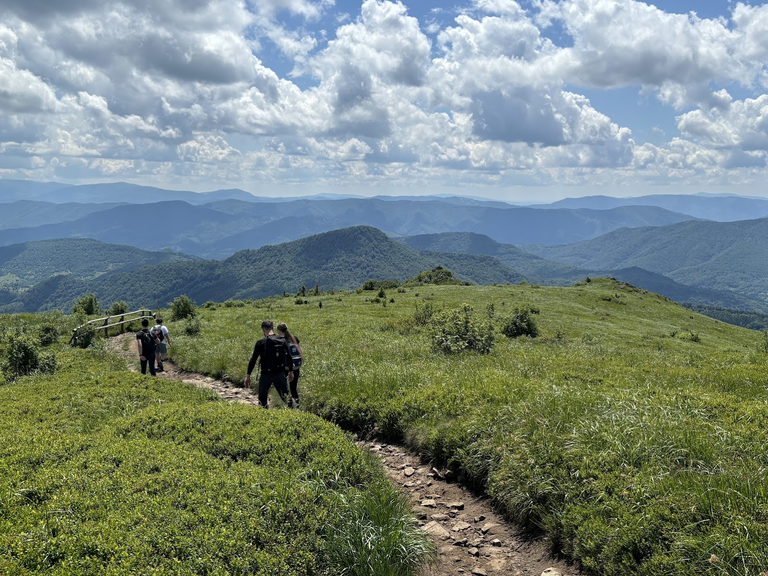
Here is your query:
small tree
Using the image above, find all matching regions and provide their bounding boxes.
[171,295,196,321]
[106,301,129,316]
[73,293,101,316]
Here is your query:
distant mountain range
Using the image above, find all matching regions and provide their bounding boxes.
[3,179,768,316]
[0,194,697,257]
[537,193,768,222]
[4,224,768,315]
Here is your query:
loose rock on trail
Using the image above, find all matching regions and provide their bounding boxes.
[107,332,584,576]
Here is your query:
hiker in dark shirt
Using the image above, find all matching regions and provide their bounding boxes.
[136,318,158,376]
[244,320,290,408]
[277,322,302,410]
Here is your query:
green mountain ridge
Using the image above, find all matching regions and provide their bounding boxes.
[399,231,768,313]
[3,227,529,312]
[524,218,768,302]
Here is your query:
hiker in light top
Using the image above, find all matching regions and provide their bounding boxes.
[245,320,291,408]
[136,318,158,376]
[152,317,170,372]
[276,322,303,410]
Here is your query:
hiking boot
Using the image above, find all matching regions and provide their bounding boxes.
[293,399,300,410]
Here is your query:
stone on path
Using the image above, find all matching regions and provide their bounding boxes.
[404,467,415,477]
[421,499,437,507]
[471,569,488,576]
[423,521,451,540]
[541,569,563,576]
[452,521,472,532]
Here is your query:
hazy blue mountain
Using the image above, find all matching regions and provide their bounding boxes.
[0,200,122,230]
[0,194,698,257]
[0,179,71,201]
[540,193,768,222]
[525,218,768,303]
[0,201,260,255]
[6,226,529,312]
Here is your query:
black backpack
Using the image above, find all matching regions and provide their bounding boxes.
[150,326,164,342]
[138,329,156,353]
[262,334,290,373]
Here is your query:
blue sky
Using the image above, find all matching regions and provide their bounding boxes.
[1,0,767,201]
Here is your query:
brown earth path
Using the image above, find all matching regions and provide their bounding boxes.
[106,332,585,576]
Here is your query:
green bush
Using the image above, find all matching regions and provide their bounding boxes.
[413,302,436,326]
[106,300,129,315]
[73,292,101,315]
[183,316,202,336]
[500,307,540,338]
[171,294,196,321]
[3,333,57,380]
[37,323,60,347]
[75,323,97,348]
[430,303,494,354]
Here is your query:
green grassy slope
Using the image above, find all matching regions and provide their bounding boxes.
[0,340,432,575]
[169,280,768,576]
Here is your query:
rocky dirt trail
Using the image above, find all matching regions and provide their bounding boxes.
[107,333,584,576]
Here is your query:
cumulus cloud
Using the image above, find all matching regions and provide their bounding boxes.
[0,0,767,192]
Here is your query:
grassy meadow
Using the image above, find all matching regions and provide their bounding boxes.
[169,279,768,576]
[0,316,433,575]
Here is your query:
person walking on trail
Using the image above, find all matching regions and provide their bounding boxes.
[244,320,291,408]
[136,318,158,376]
[152,317,171,372]
[276,322,303,410]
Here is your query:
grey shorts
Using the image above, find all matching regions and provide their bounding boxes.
[157,342,168,355]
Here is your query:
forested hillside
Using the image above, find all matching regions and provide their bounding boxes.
[6,226,530,312]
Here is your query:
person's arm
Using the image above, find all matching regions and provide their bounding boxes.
[244,341,261,388]
[163,326,171,346]
[137,335,144,360]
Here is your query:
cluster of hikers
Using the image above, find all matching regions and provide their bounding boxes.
[136,317,171,377]
[137,317,303,410]
[245,320,303,409]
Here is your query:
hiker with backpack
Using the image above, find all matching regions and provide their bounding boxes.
[244,320,291,408]
[151,317,170,372]
[276,322,303,409]
[136,318,159,376]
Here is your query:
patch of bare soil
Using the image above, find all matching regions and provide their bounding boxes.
[106,333,584,576]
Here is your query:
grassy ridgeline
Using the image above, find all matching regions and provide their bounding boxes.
[0,345,433,575]
[170,280,768,576]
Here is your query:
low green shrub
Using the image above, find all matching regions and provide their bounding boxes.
[430,303,494,354]
[500,307,539,338]
[0,352,432,575]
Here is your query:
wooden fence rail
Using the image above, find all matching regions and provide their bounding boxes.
[69,309,155,346]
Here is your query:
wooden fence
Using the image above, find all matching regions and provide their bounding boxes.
[69,309,155,346]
